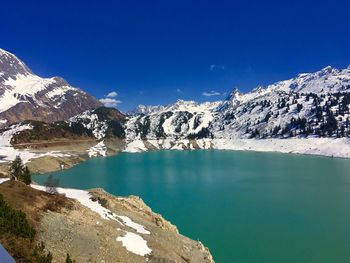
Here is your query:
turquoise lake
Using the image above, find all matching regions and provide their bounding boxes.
[34,150,350,263]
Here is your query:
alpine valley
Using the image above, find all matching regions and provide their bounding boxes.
[1,47,350,262]
[1,47,350,163]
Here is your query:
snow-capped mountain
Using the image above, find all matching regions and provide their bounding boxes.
[4,65,350,155]
[125,100,221,140]
[124,66,350,142]
[261,66,350,94]
[69,107,126,139]
[0,48,102,125]
[130,104,166,115]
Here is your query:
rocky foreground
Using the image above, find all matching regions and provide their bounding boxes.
[0,180,214,263]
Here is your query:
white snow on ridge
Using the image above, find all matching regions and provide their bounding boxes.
[1,173,152,257]
[117,215,150,235]
[70,111,107,140]
[252,66,350,97]
[31,184,152,256]
[0,74,57,112]
[46,85,74,99]
[158,100,221,116]
[125,100,221,141]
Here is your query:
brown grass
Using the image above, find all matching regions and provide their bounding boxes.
[0,180,74,262]
[0,181,73,227]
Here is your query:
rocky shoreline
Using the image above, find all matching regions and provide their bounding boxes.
[0,179,214,262]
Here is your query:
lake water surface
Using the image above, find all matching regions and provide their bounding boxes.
[34,150,350,263]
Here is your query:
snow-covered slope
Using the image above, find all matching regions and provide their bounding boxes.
[125,66,350,144]
[268,66,350,94]
[0,48,102,125]
[69,107,126,139]
[3,65,350,160]
[125,100,221,141]
[211,66,350,139]
[129,104,166,115]
[16,65,348,145]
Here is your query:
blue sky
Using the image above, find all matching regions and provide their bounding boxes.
[1,0,350,111]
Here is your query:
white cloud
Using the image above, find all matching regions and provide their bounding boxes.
[202,90,222,97]
[99,98,122,107]
[210,64,225,71]
[106,91,118,98]
[176,88,182,93]
[100,91,121,107]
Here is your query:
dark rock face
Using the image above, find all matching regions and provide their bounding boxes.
[0,48,102,125]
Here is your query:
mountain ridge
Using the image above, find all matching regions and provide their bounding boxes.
[1,49,350,160]
[123,65,350,142]
[0,48,102,125]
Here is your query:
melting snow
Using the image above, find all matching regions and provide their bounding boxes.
[117,215,150,235]
[123,137,350,158]
[0,124,70,164]
[31,184,152,256]
[123,140,147,153]
[70,112,107,140]
[117,232,152,256]
[88,141,107,157]
[0,178,10,184]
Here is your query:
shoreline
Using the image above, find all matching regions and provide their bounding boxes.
[0,179,214,262]
[124,137,350,158]
[1,137,350,176]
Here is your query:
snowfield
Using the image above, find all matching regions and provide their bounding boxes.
[2,74,56,112]
[0,124,70,164]
[88,141,107,157]
[123,137,350,159]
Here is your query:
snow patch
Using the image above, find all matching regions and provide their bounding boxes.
[0,178,10,184]
[0,124,71,164]
[117,232,152,256]
[117,215,150,235]
[123,137,350,159]
[123,140,147,153]
[31,184,152,256]
[70,112,107,140]
[88,141,107,157]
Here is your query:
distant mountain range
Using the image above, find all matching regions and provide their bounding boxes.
[124,65,350,141]
[2,47,350,147]
[0,48,102,125]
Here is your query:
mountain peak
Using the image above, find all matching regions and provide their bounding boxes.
[318,65,337,76]
[0,48,102,125]
[227,87,242,101]
[0,48,32,77]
